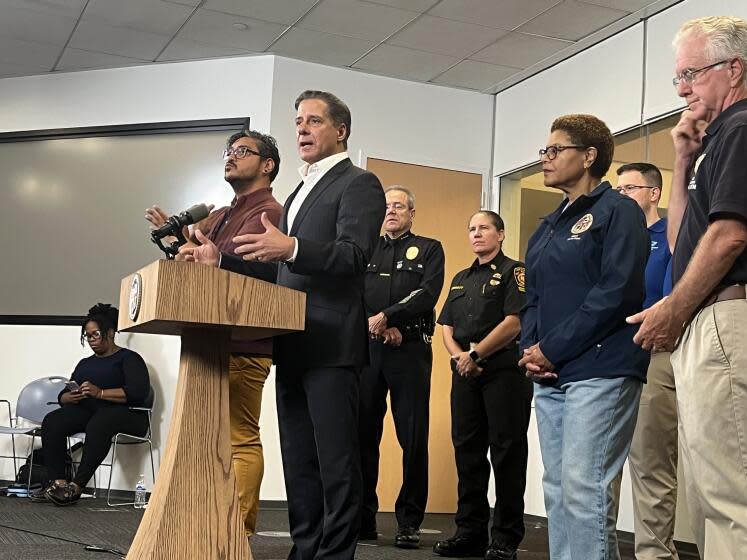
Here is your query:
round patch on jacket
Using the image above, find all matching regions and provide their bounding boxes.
[571,213,594,234]
[406,246,419,260]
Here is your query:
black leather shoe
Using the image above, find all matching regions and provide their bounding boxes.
[394,526,420,549]
[433,535,487,557]
[485,541,518,560]
[358,528,378,540]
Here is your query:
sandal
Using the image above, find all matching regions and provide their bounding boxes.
[47,482,82,506]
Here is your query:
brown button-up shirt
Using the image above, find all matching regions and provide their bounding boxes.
[196,187,283,356]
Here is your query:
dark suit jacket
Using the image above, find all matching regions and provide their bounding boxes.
[222,158,385,371]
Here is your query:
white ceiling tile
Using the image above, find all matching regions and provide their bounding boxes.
[270,28,376,67]
[202,0,318,24]
[3,0,87,18]
[0,3,79,46]
[471,32,571,68]
[388,15,507,58]
[177,9,287,50]
[518,0,628,41]
[56,47,147,71]
[362,0,440,12]
[0,60,50,79]
[299,0,417,42]
[353,43,458,82]
[157,38,251,61]
[82,0,194,35]
[162,0,200,5]
[432,59,521,90]
[0,36,62,70]
[69,19,172,60]
[429,0,559,30]
[581,0,654,11]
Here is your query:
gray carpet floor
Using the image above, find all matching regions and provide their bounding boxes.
[0,494,699,560]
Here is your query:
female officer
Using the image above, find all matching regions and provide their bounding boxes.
[519,114,649,560]
[434,211,532,560]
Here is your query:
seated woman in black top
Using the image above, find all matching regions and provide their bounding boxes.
[34,303,150,506]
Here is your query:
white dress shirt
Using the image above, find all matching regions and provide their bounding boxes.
[287,151,349,261]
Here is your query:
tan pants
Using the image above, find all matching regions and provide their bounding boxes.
[629,351,679,560]
[671,299,747,559]
[229,354,271,538]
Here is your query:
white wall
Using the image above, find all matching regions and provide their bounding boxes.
[268,56,494,203]
[644,0,747,120]
[494,23,644,175]
[0,56,275,133]
[494,0,747,176]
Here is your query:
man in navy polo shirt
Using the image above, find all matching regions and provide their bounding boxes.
[616,163,678,560]
[629,16,747,558]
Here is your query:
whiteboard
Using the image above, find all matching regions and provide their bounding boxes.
[1,128,244,317]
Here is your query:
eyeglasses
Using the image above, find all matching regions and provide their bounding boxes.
[81,330,102,344]
[539,145,588,161]
[615,184,657,194]
[222,146,261,160]
[385,203,409,211]
[672,60,729,87]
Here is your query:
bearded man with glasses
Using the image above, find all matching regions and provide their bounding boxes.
[144,130,283,546]
[628,16,747,559]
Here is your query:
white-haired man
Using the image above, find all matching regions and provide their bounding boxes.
[629,16,747,559]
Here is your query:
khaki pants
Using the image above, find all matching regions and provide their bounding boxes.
[629,352,679,560]
[229,354,271,538]
[671,299,747,559]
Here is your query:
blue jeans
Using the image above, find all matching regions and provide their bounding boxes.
[534,376,642,560]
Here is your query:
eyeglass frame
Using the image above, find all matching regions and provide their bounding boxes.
[539,145,589,161]
[672,59,730,87]
[385,202,410,211]
[222,146,262,160]
[80,330,103,344]
[614,184,658,194]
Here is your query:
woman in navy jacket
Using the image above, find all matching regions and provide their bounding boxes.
[519,114,650,560]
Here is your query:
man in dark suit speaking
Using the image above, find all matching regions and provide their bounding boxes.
[184,90,385,559]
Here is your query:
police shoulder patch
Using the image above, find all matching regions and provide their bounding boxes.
[514,266,526,293]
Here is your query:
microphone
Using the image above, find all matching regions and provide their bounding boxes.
[152,203,210,239]
[151,203,210,259]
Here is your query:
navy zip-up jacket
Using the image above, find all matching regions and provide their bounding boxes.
[520,181,650,386]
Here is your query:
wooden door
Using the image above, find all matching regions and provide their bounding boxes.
[366,158,483,513]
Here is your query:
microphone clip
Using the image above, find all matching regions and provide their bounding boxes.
[150,217,189,260]
[149,203,209,260]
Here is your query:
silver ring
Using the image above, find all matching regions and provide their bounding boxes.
[256,254,263,261]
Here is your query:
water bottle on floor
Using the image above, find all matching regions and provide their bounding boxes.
[134,474,147,509]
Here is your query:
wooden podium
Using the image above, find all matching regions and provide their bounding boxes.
[117,260,305,560]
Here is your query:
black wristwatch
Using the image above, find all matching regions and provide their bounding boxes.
[469,349,485,365]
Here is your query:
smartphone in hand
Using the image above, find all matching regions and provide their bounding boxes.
[65,380,81,393]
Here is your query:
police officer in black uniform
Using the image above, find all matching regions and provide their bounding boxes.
[358,186,445,548]
[434,210,532,560]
